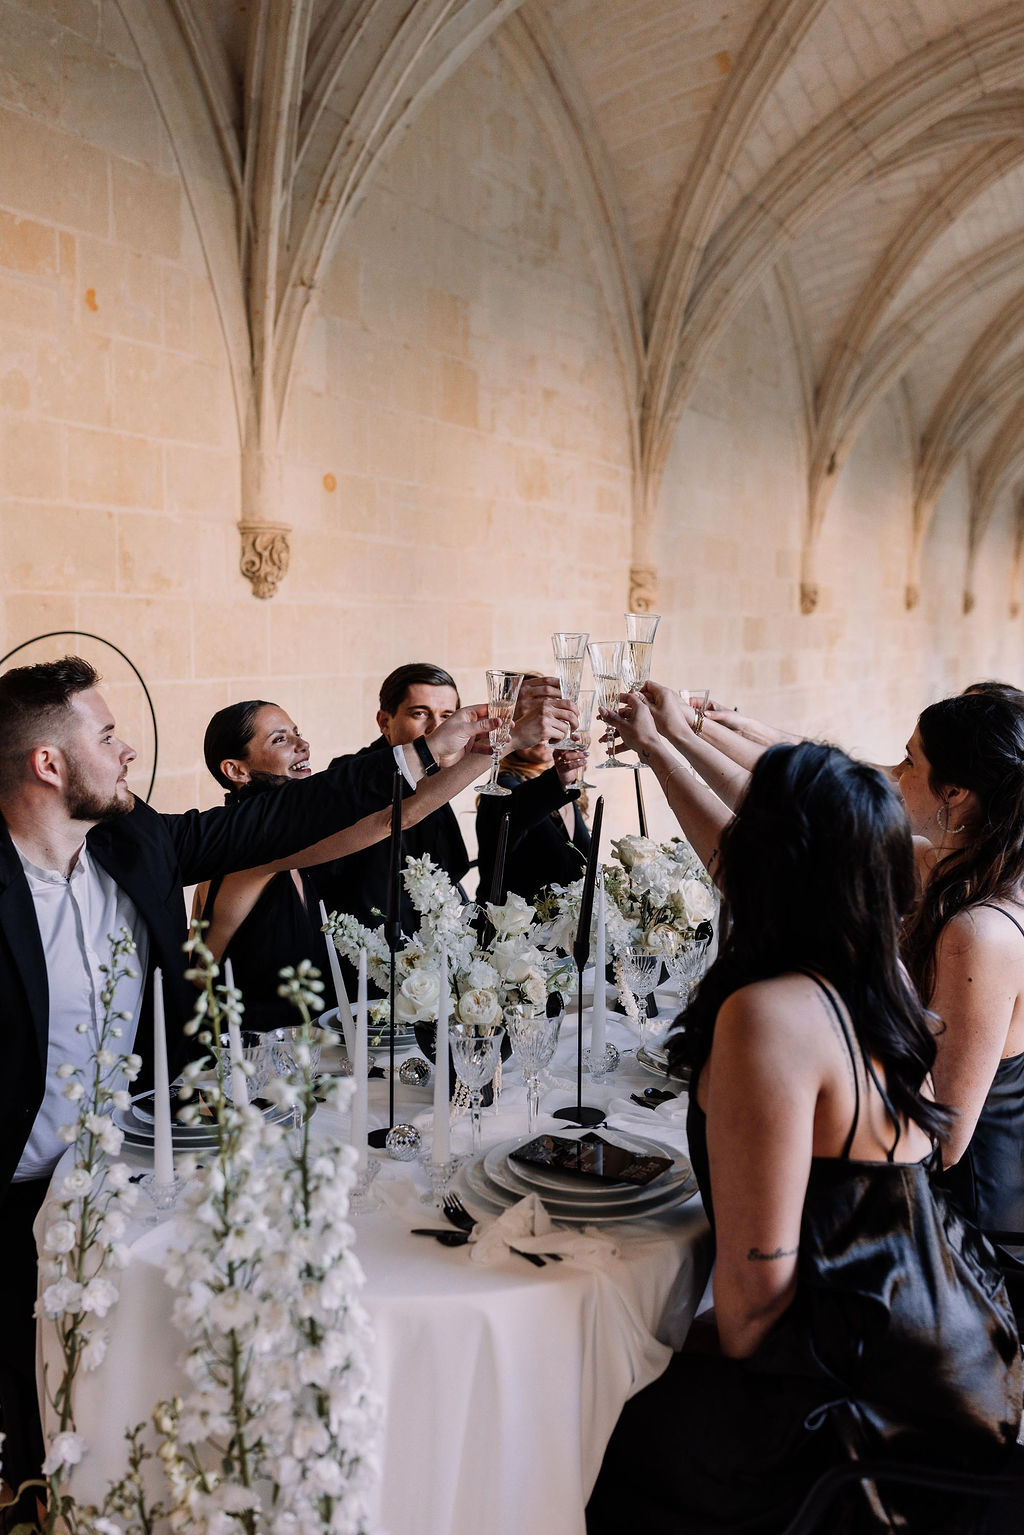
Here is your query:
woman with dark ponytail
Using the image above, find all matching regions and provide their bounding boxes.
[896,690,1024,1277]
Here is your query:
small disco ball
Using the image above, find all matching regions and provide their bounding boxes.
[385,1123,422,1161]
[583,1042,621,1078]
[399,1056,433,1088]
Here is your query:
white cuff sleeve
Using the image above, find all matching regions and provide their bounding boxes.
[393,743,417,790]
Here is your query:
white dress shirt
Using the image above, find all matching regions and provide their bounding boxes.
[14,841,148,1181]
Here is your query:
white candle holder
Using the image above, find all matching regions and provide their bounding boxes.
[420,1152,461,1206]
[583,1042,621,1083]
[350,1156,381,1214]
[138,1172,188,1219]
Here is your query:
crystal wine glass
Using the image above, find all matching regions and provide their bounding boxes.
[450,1023,506,1153]
[667,935,711,1008]
[622,615,660,768]
[477,670,524,797]
[620,947,663,1049]
[588,640,626,769]
[551,632,589,747]
[507,1005,562,1136]
[219,1030,272,1101]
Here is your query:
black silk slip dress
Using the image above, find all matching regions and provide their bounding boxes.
[585,977,1021,1535]
[208,869,332,1032]
[935,904,1024,1327]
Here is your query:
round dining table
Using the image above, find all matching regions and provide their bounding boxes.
[37,984,712,1535]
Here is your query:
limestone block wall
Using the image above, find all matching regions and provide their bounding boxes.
[1,1,1022,874]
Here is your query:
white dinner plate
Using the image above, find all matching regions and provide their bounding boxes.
[464,1145,698,1224]
[498,1129,683,1199]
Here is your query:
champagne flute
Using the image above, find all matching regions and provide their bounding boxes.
[588,640,626,769]
[554,688,595,788]
[477,670,524,797]
[551,632,589,747]
[622,615,660,768]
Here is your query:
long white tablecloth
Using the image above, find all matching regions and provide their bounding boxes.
[38,990,712,1535]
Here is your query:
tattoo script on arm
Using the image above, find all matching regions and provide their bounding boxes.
[746,1246,798,1261]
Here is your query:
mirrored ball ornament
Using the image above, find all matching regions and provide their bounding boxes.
[398,1056,433,1088]
[385,1123,422,1161]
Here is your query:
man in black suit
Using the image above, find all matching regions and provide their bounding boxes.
[0,654,495,1509]
[313,663,470,936]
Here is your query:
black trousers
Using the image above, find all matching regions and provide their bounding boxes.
[0,1179,49,1514]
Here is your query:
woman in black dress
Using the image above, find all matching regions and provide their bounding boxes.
[587,700,1020,1533]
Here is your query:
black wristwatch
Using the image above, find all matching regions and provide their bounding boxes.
[413,735,441,777]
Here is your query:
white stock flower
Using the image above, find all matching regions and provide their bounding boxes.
[106,1162,132,1191]
[42,1431,86,1474]
[43,1220,77,1255]
[62,1079,86,1103]
[455,988,500,1028]
[59,1166,94,1198]
[80,1277,119,1317]
[81,1330,109,1370]
[38,1278,83,1317]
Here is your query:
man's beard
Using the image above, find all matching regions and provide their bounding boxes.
[64,758,135,821]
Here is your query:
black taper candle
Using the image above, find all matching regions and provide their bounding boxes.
[635,770,648,838]
[553,795,605,1128]
[369,771,404,1147]
[488,812,511,906]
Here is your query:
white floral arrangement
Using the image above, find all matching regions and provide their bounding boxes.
[324,854,570,1033]
[20,928,380,1535]
[534,833,716,962]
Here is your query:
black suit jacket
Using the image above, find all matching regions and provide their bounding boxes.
[475,767,590,905]
[312,736,470,935]
[0,749,399,1193]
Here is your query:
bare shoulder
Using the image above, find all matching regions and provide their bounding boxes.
[716,974,831,1051]
[939,902,1024,960]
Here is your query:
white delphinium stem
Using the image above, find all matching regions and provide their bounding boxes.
[158,944,380,1535]
[32,927,143,1526]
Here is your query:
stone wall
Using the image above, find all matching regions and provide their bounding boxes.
[1,2,1022,872]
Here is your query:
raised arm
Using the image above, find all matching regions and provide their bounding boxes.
[638,683,753,810]
[602,692,732,876]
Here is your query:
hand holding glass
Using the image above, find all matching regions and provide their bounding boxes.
[588,641,625,769]
[478,670,524,797]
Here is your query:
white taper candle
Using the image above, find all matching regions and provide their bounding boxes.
[352,948,369,1174]
[318,899,355,1058]
[224,959,249,1106]
[152,967,174,1186]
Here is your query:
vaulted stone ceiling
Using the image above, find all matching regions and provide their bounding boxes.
[118,0,1024,614]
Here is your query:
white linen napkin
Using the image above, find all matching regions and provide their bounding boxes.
[468,1191,619,1270]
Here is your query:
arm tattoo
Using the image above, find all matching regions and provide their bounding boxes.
[747,1245,798,1261]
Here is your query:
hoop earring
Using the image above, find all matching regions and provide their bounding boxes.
[936,803,965,835]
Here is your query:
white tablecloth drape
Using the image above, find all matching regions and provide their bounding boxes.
[37,991,712,1535]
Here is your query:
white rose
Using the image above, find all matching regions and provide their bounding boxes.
[456,988,500,1028]
[394,991,428,1024]
[486,894,535,939]
[679,879,716,928]
[611,835,658,870]
[401,969,441,1014]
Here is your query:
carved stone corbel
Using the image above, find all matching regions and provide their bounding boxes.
[239,521,291,600]
[628,564,659,613]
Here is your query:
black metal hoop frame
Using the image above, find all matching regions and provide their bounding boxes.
[0,631,159,803]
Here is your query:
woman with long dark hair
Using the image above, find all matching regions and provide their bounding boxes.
[895,691,1024,1267]
[586,698,1020,1533]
